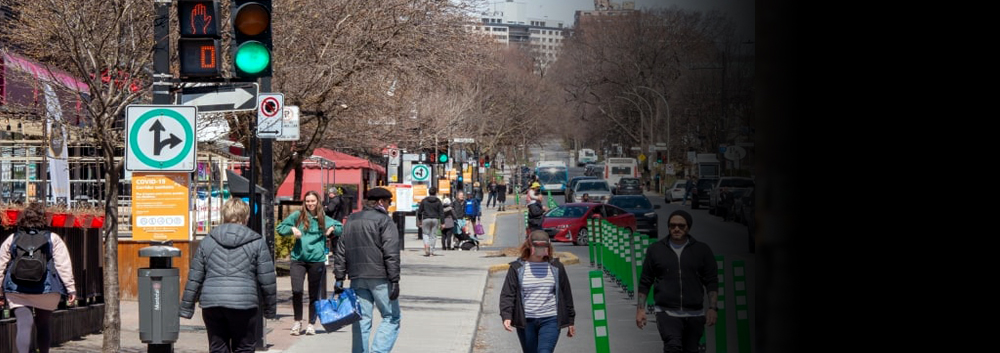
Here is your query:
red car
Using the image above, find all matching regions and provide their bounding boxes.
[541,202,638,245]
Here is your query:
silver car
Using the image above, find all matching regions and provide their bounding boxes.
[572,180,613,203]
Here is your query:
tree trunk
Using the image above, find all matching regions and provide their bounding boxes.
[101,154,121,352]
[292,159,304,201]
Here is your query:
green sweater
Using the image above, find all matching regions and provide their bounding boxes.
[277,210,343,262]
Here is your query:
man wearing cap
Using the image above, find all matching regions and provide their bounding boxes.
[636,210,718,353]
[334,187,401,353]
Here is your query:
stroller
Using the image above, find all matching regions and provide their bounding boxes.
[453,228,481,251]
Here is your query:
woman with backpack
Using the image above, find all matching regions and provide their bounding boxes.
[0,202,76,353]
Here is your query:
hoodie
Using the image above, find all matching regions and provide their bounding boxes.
[180,223,278,318]
[418,195,444,221]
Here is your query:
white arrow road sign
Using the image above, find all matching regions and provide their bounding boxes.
[177,83,258,113]
[257,93,284,138]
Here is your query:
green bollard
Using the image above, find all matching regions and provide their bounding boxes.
[587,218,595,267]
[716,255,727,352]
[589,270,612,353]
[733,260,750,353]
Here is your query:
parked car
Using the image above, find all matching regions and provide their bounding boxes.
[565,175,598,203]
[744,188,756,253]
[614,177,643,195]
[665,180,687,202]
[571,179,613,203]
[690,177,718,209]
[607,195,660,237]
[709,177,755,216]
[542,203,637,245]
[730,187,754,224]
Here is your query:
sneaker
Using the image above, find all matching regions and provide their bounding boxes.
[305,324,316,335]
[290,321,302,336]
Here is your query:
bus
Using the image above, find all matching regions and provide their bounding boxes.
[577,148,598,166]
[535,161,569,194]
[604,157,639,191]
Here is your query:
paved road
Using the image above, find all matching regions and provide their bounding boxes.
[473,143,756,353]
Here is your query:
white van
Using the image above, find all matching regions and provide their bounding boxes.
[603,157,639,191]
[578,148,598,166]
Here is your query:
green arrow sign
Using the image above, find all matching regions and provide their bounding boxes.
[126,105,197,172]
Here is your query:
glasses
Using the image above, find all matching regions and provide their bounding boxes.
[668,223,688,229]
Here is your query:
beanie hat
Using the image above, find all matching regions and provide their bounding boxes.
[668,210,693,229]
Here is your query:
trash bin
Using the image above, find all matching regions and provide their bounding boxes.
[137,243,182,347]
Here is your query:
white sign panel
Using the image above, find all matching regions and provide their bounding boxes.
[276,105,300,141]
[411,164,431,181]
[125,105,198,172]
[257,93,284,138]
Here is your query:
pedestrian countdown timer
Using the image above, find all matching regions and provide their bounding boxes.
[126,105,198,172]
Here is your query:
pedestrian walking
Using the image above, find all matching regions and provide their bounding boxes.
[636,210,718,353]
[453,191,468,237]
[277,190,343,336]
[486,180,498,208]
[334,187,402,353]
[441,197,457,251]
[463,191,482,231]
[180,198,277,353]
[526,182,546,233]
[499,230,576,353]
[496,180,508,211]
[417,187,444,256]
[325,187,347,224]
[681,176,695,206]
[0,202,76,353]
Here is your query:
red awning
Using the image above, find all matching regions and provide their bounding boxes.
[308,148,386,174]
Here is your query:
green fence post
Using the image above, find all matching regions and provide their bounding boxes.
[715,255,727,353]
[589,270,612,353]
[587,218,595,267]
[626,229,638,297]
[733,260,750,353]
[644,236,655,313]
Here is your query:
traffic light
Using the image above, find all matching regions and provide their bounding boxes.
[438,151,449,163]
[231,0,272,79]
[484,155,491,168]
[178,1,222,78]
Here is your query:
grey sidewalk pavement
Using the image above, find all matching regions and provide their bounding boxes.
[51,206,513,353]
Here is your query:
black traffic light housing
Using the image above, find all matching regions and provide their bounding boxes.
[231,0,273,79]
[178,0,222,79]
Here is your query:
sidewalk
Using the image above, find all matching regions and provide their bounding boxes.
[51,206,513,353]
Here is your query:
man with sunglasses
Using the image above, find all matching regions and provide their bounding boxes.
[635,210,718,353]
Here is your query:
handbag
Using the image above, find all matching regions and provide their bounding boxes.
[314,288,362,332]
[474,223,485,235]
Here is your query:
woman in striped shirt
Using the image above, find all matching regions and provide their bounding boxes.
[499,230,576,353]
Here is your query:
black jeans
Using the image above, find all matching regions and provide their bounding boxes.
[486,192,497,207]
[655,313,706,353]
[202,307,258,353]
[290,260,326,324]
[441,227,454,249]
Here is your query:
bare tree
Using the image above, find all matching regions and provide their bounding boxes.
[1,0,156,350]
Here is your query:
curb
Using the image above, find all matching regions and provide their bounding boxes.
[487,251,580,274]
[484,210,523,246]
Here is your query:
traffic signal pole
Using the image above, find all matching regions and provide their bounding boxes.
[148,2,173,353]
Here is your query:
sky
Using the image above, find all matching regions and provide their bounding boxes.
[486,0,755,41]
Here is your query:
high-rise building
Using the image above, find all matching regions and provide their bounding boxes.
[467,1,569,72]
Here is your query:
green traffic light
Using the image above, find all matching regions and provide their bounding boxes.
[438,154,449,163]
[234,41,270,75]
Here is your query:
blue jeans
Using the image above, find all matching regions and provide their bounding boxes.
[351,278,402,353]
[681,191,690,205]
[516,316,560,353]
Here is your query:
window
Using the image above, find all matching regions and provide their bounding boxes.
[546,206,588,218]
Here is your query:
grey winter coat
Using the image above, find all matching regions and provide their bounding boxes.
[179,223,277,319]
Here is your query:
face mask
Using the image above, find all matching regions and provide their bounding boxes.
[531,243,549,257]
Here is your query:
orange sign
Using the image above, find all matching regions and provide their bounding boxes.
[131,173,191,241]
[438,179,451,196]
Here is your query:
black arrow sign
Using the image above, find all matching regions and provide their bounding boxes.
[150,119,182,155]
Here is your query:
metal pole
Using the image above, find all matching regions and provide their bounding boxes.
[149,2,172,352]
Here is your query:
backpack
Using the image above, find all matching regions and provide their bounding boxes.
[464,199,479,216]
[7,230,53,286]
[528,202,545,218]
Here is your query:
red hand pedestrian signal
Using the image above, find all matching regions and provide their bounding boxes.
[190,4,213,35]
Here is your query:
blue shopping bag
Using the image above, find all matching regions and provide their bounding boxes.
[314,288,362,332]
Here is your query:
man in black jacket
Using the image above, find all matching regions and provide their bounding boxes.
[324,187,346,222]
[636,210,718,353]
[333,187,401,353]
[417,187,444,256]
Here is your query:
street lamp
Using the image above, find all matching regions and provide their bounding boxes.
[636,86,671,165]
